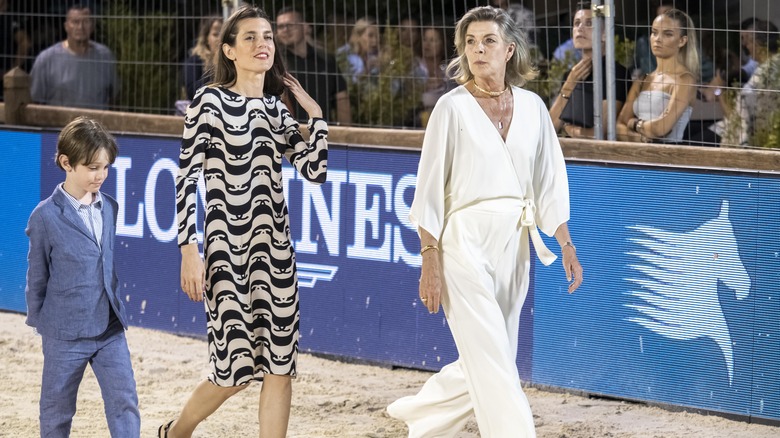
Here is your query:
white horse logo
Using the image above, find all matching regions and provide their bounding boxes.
[624,200,750,385]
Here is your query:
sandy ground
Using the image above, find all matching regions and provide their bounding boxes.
[0,312,778,438]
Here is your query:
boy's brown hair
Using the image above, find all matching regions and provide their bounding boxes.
[55,116,118,170]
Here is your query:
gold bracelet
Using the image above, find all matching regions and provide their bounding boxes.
[563,241,576,252]
[420,245,439,255]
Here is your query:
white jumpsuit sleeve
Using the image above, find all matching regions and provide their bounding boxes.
[409,98,456,241]
[531,96,571,237]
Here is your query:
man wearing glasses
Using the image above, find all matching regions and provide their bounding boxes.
[276,7,352,125]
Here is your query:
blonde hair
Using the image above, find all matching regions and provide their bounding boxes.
[348,17,377,55]
[191,17,222,66]
[662,8,700,80]
[447,6,538,87]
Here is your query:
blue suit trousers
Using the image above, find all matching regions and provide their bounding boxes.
[40,318,140,437]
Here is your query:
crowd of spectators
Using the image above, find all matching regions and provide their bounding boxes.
[1,1,778,148]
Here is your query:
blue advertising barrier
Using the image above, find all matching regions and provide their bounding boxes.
[0,127,777,423]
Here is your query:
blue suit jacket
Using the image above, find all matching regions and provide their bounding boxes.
[25,187,129,340]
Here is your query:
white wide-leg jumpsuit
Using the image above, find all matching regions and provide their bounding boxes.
[387,86,569,438]
[388,199,556,438]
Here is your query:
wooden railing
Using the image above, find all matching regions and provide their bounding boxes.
[4,67,779,172]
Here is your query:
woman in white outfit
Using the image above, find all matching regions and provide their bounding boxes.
[387,6,583,437]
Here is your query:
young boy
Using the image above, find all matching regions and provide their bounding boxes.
[25,116,140,437]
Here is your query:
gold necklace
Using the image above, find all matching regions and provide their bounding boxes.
[472,79,508,97]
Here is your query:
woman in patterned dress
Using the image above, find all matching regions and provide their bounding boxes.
[160,6,327,438]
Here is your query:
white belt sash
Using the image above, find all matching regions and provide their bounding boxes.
[518,198,557,266]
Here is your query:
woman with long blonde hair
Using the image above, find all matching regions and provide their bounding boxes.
[337,17,380,83]
[617,8,699,143]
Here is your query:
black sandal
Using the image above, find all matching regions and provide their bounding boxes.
[158,420,174,438]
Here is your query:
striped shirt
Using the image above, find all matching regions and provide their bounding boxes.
[58,183,103,249]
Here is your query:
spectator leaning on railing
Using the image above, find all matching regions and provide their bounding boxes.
[29,4,118,110]
[617,9,699,144]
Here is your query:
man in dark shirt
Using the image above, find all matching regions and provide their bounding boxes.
[276,7,351,125]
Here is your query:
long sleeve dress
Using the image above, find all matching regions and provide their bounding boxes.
[388,85,569,437]
[176,86,327,386]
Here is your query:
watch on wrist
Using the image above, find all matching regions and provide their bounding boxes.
[636,119,645,134]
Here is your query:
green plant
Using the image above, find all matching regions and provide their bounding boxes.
[721,55,780,149]
[751,111,780,148]
[749,55,780,148]
[339,26,424,127]
[104,0,178,114]
[525,49,577,106]
[614,35,635,69]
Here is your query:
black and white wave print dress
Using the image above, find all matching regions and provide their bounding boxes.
[176,86,327,386]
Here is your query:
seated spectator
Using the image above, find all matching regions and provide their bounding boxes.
[548,1,631,138]
[688,46,741,145]
[276,7,351,124]
[399,16,423,63]
[738,18,762,81]
[617,9,699,143]
[634,0,674,78]
[182,16,221,100]
[0,0,30,100]
[419,26,454,125]
[717,18,780,147]
[396,16,429,86]
[30,4,117,110]
[337,17,380,84]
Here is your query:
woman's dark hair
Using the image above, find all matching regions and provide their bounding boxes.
[750,18,779,53]
[210,6,287,95]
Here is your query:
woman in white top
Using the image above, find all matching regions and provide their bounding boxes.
[617,9,699,143]
[387,6,583,437]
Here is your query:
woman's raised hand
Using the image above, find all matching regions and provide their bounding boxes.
[569,56,593,82]
[283,73,322,119]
